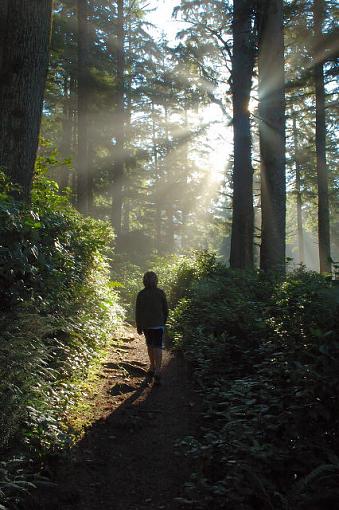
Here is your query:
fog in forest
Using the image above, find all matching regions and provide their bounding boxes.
[1,2,339,508]
[36,0,339,271]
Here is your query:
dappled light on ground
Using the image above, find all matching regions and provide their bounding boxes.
[26,328,199,510]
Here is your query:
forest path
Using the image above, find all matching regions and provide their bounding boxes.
[29,326,199,510]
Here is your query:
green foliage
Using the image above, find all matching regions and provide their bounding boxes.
[111,251,220,323]
[0,171,124,508]
[152,251,221,307]
[0,457,47,510]
[169,256,339,509]
[44,1,230,259]
[110,258,144,322]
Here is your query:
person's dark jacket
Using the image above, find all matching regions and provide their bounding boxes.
[135,287,168,333]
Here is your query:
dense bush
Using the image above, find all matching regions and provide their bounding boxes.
[110,252,200,321]
[169,257,339,509]
[0,171,124,508]
[111,250,220,325]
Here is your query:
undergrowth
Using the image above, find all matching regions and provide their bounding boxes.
[168,252,339,510]
[111,250,214,322]
[0,166,124,509]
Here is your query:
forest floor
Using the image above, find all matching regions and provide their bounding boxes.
[26,325,200,510]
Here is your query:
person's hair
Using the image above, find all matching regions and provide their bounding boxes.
[143,271,158,288]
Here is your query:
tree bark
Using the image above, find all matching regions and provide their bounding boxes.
[0,1,9,71]
[0,0,52,199]
[122,24,133,235]
[313,0,331,273]
[152,101,162,253]
[112,0,125,240]
[181,108,189,251]
[70,74,78,206]
[77,0,90,214]
[230,0,255,269]
[87,141,94,214]
[292,113,305,264]
[164,102,175,251]
[59,75,72,191]
[258,0,286,273]
[122,184,130,233]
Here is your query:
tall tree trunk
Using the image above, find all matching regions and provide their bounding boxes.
[70,74,78,206]
[230,0,255,269]
[122,23,132,235]
[181,108,189,250]
[152,100,162,253]
[164,102,174,251]
[77,0,90,214]
[0,0,52,199]
[88,141,94,214]
[257,0,286,273]
[0,1,8,71]
[122,185,130,232]
[166,202,175,252]
[313,0,331,273]
[292,113,305,264]
[112,0,125,241]
[59,75,72,191]
[86,0,96,215]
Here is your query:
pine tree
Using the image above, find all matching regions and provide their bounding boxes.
[292,112,305,264]
[0,0,53,198]
[313,0,331,273]
[77,0,90,213]
[229,0,255,269]
[257,0,286,273]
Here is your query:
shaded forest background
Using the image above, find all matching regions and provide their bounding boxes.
[44,0,338,270]
[2,0,337,270]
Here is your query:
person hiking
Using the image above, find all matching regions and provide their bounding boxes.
[135,271,168,385]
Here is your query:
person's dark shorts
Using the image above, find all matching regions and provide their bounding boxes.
[144,328,164,348]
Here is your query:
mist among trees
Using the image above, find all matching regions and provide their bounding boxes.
[1,0,337,270]
[0,1,338,509]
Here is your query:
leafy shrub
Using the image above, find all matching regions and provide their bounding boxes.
[111,254,210,322]
[110,251,215,322]
[110,257,144,322]
[168,262,273,351]
[0,170,124,508]
[152,251,222,307]
[169,259,339,509]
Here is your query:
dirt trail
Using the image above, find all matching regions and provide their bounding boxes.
[28,326,199,510]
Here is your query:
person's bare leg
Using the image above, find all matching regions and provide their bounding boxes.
[147,345,155,372]
[153,347,162,375]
